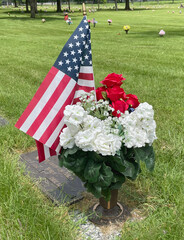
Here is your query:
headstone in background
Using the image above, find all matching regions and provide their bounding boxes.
[20,151,86,205]
[0,116,9,126]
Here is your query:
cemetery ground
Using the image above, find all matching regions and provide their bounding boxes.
[0,3,184,239]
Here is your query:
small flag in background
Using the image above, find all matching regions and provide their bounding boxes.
[15,16,95,163]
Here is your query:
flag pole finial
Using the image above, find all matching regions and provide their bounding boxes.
[82,2,87,16]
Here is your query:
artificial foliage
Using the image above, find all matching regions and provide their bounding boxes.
[59,144,155,201]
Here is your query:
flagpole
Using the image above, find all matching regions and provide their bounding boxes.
[82,2,87,16]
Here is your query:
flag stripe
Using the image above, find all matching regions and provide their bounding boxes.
[26,74,71,137]
[45,119,65,148]
[55,144,62,154]
[15,67,59,129]
[78,78,95,87]
[35,80,76,146]
[80,66,93,73]
[78,73,94,80]
[20,70,65,133]
[44,144,51,160]
[36,140,45,163]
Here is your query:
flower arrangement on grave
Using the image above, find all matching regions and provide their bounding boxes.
[92,18,97,27]
[159,29,165,37]
[58,73,156,203]
[123,25,130,34]
[66,18,72,25]
[107,19,112,25]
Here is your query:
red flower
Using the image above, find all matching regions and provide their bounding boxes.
[126,94,140,108]
[112,100,129,117]
[96,86,107,101]
[100,73,126,88]
[106,86,126,102]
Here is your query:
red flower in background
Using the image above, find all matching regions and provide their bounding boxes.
[106,86,126,102]
[126,94,140,108]
[96,86,107,100]
[100,73,125,88]
[112,100,129,117]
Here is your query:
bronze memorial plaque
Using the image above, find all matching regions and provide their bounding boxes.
[20,151,85,205]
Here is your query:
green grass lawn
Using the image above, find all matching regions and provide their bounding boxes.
[0,3,184,239]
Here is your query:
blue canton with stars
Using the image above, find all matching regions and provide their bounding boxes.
[53,16,92,82]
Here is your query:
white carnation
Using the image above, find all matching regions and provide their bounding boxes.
[120,102,157,148]
[74,129,97,152]
[94,133,122,156]
[59,127,75,149]
[83,115,102,130]
[64,105,87,127]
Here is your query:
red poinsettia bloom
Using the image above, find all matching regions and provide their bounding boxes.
[112,100,129,117]
[96,86,107,101]
[106,86,126,102]
[100,73,126,88]
[126,94,140,108]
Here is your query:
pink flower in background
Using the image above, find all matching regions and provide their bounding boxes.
[108,19,112,25]
[159,30,165,36]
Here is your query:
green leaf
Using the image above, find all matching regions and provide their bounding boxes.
[84,160,101,183]
[85,182,102,198]
[97,163,113,187]
[101,188,111,201]
[61,148,87,173]
[58,153,64,167]
[121,159,137,180]
[90,151,105,163]
[112,172,125,184]
[110,181,123,190]
[101,91,108,100]
[134,145,155,171]
[107,155,125,172]
[63,145,79,158]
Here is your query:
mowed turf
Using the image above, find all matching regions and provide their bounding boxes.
[0,3,184,240]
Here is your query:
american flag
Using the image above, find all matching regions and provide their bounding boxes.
[15,16,95,162]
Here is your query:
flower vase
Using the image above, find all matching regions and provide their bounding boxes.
[91,189,124,222]
[99,189,118,209]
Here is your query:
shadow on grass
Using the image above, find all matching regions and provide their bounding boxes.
[119,180,148,210]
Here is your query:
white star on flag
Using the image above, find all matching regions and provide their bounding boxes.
[58,61,63,66]
[71,50,75,55]
[79,27,83,32]
[63,52,68,57]
[67,66,72,71]
[65,59,70,64]
[69,43,73,48]
[72,58,77,63]
[78,49,82,54]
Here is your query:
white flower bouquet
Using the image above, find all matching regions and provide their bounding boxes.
[58,73,156,201]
